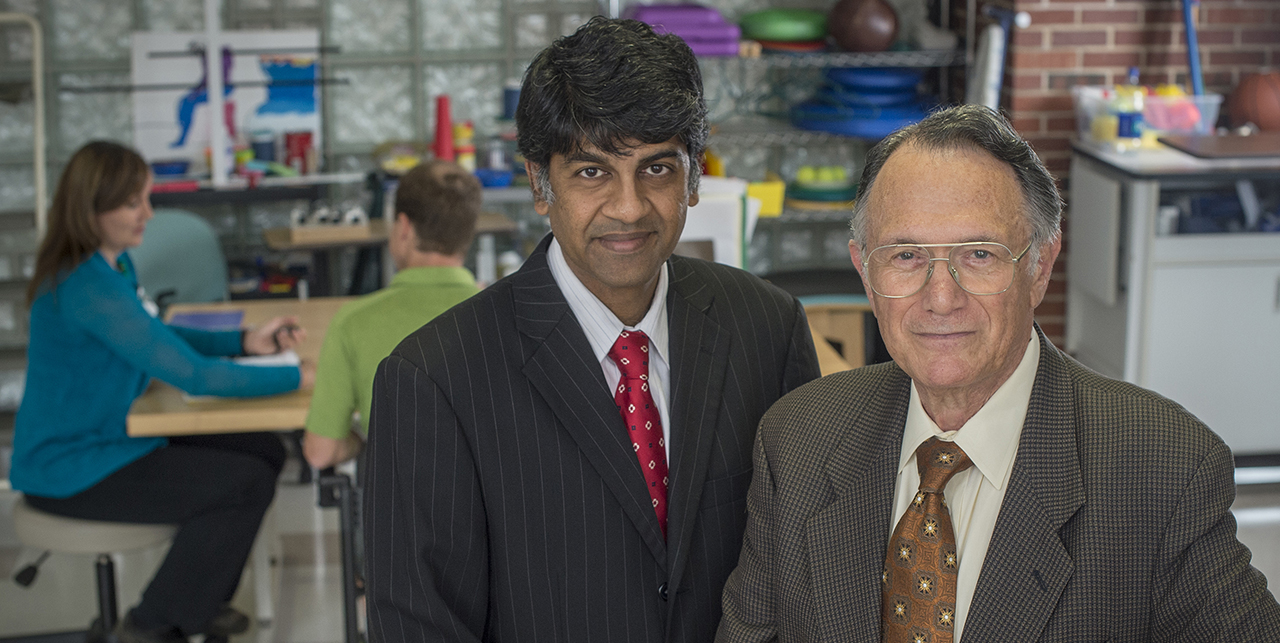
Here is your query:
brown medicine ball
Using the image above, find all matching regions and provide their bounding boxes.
[829,0,898,53]
[1229,71,1280,131]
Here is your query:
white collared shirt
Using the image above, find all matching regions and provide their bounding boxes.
[890,335,1040,642]
[547,239,672,460]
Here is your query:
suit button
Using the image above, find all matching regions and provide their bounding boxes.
[658,582,669,601]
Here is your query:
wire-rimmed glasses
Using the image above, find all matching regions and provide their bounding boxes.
[863,241,1033,298]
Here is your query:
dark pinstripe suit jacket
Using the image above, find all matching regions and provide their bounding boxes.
[719,329,1280,642]
[366,236,821,643]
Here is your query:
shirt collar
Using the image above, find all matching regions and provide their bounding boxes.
[547,238,669,367]
[388,265,476,289]
[898,334,1040,490]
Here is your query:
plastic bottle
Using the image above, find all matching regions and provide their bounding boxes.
[454,122,476,173]
[498,250,523,278]
[1111,67,1146,152]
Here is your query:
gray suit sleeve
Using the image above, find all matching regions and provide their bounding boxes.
[717,430,781,643]
[1151,440,1280,641]
[365,354,488,643]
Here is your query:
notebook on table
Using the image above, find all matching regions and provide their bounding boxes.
[168,310,244,331]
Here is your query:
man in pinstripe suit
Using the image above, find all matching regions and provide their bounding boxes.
[365,17,821,642]
[718,105,1280,642]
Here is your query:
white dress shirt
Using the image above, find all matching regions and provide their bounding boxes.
[547,239,672,460]
[890,335,1039,641]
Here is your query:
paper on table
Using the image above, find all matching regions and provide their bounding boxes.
[181,350,301,402]
[683,176,749,268]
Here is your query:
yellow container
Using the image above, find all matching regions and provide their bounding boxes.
[747,179,785,217]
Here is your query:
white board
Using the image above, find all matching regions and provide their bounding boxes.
[131,30,321,169]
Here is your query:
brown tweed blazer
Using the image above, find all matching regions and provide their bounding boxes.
[718,329,1280,642]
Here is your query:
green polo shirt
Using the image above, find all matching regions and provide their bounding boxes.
[305,266,479,439]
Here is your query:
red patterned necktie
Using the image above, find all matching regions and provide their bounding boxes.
[608,330,669,538]
[882,437,973,643]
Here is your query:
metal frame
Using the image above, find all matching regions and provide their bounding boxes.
[0,12,43,239]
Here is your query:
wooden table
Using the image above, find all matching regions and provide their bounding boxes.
[127,293,871,434]
[126,297,352,437]
[810,321,853,376]
[803,297,874,376]
[123,296,354,623]
[262,212,520,251]
[262,211,518,295]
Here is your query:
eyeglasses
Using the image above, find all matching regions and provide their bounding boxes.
[863,241,1032,298]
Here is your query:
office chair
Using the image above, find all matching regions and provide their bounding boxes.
[130,208,229,314]
[131,209,314,485]
[318,464,363,643]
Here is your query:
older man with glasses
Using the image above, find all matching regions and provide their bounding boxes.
[717,104,1280,643]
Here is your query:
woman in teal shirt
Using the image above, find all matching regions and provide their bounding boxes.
[11,141,315,642]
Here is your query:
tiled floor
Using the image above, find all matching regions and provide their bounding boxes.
[233,480,351,643]
[3,463,1280,642]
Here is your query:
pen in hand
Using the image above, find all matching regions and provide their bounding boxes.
[274,324,300,353]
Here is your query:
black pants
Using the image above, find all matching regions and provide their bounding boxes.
[26,433,285,635]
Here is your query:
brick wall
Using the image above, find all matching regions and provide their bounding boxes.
[999,0,1280,345]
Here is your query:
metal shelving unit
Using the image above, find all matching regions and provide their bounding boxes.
[702,48,965,146]
[773,207,855,223]
[711,118,850,147]
[704,48,965,274]
[733,49,964,70]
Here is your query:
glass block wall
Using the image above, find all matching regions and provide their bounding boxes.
[0,0,610,203]
[0,0,861,419]
[0,0,858,256]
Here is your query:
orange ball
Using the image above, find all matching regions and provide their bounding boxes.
[1229,71,1280,131]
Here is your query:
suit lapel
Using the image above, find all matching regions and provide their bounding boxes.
[806,368,911,640]
[662,256,733,599]
[961,330,1085,641]
[514,238,668,562]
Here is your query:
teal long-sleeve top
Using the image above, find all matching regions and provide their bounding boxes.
[11,252,300,498]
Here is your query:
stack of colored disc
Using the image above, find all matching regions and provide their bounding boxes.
[791,67,931,139]
[740,9,828,42]
[758,40,827,54]
[626,4,742,57]
[826,67,922,90]
[791,100,929,139]
[787,182,858,202]
[825,68,922,107]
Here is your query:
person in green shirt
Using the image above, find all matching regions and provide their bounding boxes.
[303,160,483,468]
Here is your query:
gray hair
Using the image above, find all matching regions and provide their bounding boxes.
[849,105,1062,271]
[535,164,556,205]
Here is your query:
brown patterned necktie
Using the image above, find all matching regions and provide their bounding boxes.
[882,437,973,643]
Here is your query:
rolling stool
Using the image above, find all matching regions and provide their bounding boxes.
[11,497,179,643]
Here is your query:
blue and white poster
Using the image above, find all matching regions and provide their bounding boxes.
[131,30,321,170]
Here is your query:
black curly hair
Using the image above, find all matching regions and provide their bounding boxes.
[515,17,708,201]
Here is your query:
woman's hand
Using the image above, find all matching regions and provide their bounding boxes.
[242,316,308,355]
[298,358,316,389]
